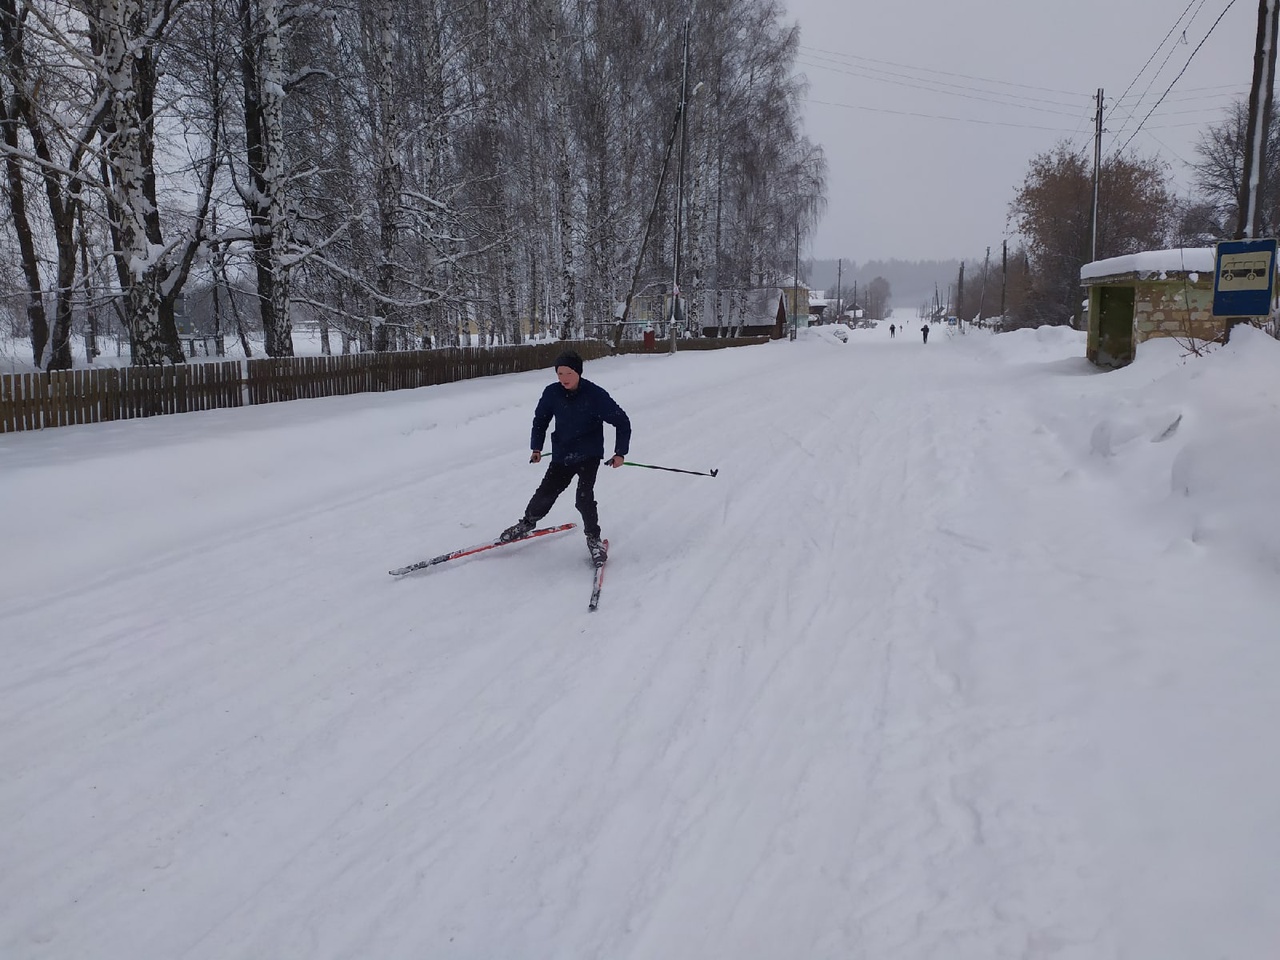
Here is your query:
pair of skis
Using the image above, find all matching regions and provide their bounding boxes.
[389,522,609,611]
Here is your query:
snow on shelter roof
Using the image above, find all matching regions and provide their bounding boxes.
[1081,247,1215,282]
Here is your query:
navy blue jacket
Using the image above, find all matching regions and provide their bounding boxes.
[531,378,631,465]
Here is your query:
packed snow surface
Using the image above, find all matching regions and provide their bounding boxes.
[3,324,1279,959]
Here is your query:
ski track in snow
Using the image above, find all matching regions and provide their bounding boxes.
[2,330,1279,959]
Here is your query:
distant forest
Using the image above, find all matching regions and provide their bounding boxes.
[806,259,960,313]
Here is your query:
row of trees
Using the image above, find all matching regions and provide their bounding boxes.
[1,0,826,369]
[972,99,1280,329]
[812,274,891,323]
[860,276,891,321]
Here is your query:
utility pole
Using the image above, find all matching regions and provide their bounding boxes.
[668,17,692,353]
[978,245,991,327]
[1236,0,1279,240]
[791,221,800,341]
[1000,239,1007,324]
[1090,88,1104,263]
[836,258,843,323]
[1226,0,1279,343]
[617,34,689,345]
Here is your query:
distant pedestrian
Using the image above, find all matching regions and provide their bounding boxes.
[921,324,930,344]
[889,324,896,338]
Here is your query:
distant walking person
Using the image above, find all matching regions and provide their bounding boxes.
[499,350,631,566]
[921,324,930,344]
[889,323,896,338]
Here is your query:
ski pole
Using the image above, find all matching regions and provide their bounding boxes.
[534,453,718,478]
[620,460,718,478]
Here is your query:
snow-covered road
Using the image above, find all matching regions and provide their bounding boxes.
[3,327,1278,959]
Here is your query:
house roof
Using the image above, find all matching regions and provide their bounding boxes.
[689,287,787,326]
[1081,247,1215,282]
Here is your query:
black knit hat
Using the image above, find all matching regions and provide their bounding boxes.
[553,350,583,375]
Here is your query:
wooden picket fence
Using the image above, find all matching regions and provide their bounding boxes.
[0,340,619,434]
[616,335,770,354]
[242,344,611,405]
[0,362,244,432]
[0,336,767,434]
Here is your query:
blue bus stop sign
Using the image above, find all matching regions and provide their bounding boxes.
[1212,238,1277,317]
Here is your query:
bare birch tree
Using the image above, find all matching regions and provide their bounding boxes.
[1,0,106,369]
[236,0,294,356]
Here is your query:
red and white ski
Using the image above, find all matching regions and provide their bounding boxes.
[389,523,576,577]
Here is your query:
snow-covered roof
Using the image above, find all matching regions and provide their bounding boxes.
[1081,247,1215,281]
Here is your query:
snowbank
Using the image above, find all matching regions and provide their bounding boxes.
[1027,325,1280,574]
[801,325,849,345]
[981,324,1087,364]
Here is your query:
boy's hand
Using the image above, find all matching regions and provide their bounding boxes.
[530,450,542,463]
[606,455,623,468]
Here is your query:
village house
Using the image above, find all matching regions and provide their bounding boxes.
[696,281,808,339]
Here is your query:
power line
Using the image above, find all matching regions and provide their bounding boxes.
[1108,0,1214,149]
[795,57,1087,118]
[1114,82,1246,104]
[1137,127,1193,168]
[800,96,1086,132]
[1107,0,1200,117]
[1103,96,1245,146]
[796,51,1086,113]
[797,44,1089,98]
[1111,0,1240,158]
[1148,117,1244,130]
[1123,101,1244,120]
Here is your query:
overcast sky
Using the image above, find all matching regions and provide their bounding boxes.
[781,0,1261,264]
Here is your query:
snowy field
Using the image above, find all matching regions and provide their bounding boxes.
[2,323,1279,959]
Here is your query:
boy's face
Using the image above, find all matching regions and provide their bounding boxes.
[556,366,581,390]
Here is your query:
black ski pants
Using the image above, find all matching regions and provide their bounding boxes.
[525,459,601,538]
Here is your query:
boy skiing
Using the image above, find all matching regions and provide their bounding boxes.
[500,351,631,566]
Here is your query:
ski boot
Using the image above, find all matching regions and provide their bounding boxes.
[499,518,536,543]
[586,534,608,567]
